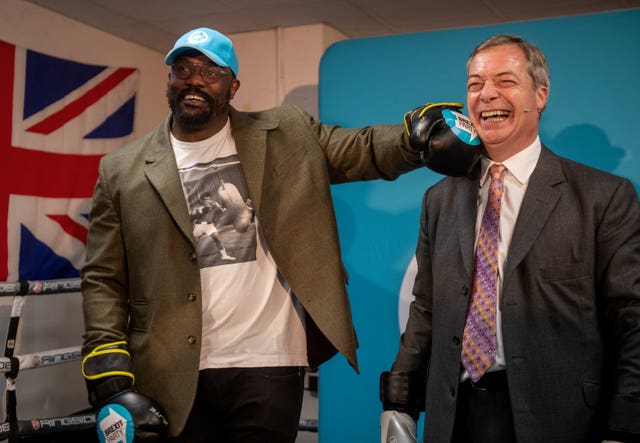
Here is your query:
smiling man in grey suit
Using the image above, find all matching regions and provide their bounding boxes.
[381,34,640,443]
[78,27,474,443]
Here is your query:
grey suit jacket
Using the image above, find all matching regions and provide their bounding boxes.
[81,104,422,436]
[393,146,640,442]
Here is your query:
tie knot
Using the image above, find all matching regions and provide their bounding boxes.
[489,164,507,181]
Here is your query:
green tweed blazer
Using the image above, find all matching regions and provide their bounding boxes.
[81,104,422,436]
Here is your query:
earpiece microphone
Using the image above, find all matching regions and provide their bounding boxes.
[524,108,539,113]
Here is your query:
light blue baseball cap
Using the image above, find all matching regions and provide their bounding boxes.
[164,27,239,76]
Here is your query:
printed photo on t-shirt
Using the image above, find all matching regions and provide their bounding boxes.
[179,155,256,268]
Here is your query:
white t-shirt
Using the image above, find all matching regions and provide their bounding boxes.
[171,119,308,369]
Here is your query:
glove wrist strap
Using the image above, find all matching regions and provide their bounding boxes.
[380,371,426,418]
[83,341,135,407]
[82,341,134,382]
[89,376,133,407]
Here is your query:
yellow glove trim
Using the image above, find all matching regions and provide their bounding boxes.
[403,102,464,136]
[417,102,463,118]
[82,340,135,383]
[89,340,129,354]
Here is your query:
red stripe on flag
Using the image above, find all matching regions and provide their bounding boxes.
[0,40,16,279]
[26,67,136,135]
[46,214,88,245]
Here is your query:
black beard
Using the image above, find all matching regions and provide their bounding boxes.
[166,87,231,130]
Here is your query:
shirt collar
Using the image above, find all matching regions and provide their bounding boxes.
[479,136,542,186]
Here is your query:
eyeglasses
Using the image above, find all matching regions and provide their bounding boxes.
[171,62,231,83]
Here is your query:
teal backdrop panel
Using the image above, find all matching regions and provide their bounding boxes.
[317,9,640,442]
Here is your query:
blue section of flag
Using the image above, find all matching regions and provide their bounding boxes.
[19,225,79,280]
[86,95,136,139]
[23,49,106,119]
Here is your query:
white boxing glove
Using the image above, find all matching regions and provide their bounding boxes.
[380,410,417,443]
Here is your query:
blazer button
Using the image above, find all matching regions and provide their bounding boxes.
[187,336,197,344]
[187,293,197,302]
[462,286,469,296]
[452,336,461,346]
[449,386,456,397]
[189,252,197,261]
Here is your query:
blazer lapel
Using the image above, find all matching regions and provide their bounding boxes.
[458,177,479,279]
[229,107,279,214]
[143,117,195,246]
[141,110,280,248]
[503,146,565,281]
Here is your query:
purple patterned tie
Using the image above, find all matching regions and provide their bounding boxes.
[461,164,507,382]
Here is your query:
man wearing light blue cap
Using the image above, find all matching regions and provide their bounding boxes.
[165,27,239,77]
[80,26,475,442]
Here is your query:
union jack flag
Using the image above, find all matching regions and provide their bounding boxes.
[0,39,139,281]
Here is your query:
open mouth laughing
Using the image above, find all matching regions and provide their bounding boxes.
[480,110,510,122]
[183,93,208,104]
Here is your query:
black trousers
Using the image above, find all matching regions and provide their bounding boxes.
[451,371,517,443]
[165,366,305,443]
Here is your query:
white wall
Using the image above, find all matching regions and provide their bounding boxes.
[232,24,347,117]
[0,0,344,424]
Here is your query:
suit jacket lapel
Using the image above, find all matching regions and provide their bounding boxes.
[503,146,565,281]
[140,110,280,247]
[458,177,479,278]
[229,107,278,214]
[143,116,195,246]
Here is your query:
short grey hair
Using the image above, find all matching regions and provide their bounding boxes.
[467,34,550,92]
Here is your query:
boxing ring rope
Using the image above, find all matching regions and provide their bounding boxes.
[0,278,95,442]
[0,278,318,441]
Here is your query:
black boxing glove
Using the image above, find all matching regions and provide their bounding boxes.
[380,370,426,421]
[82,341,168,442]
[96,389,168,442]
[404,102,482,177]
